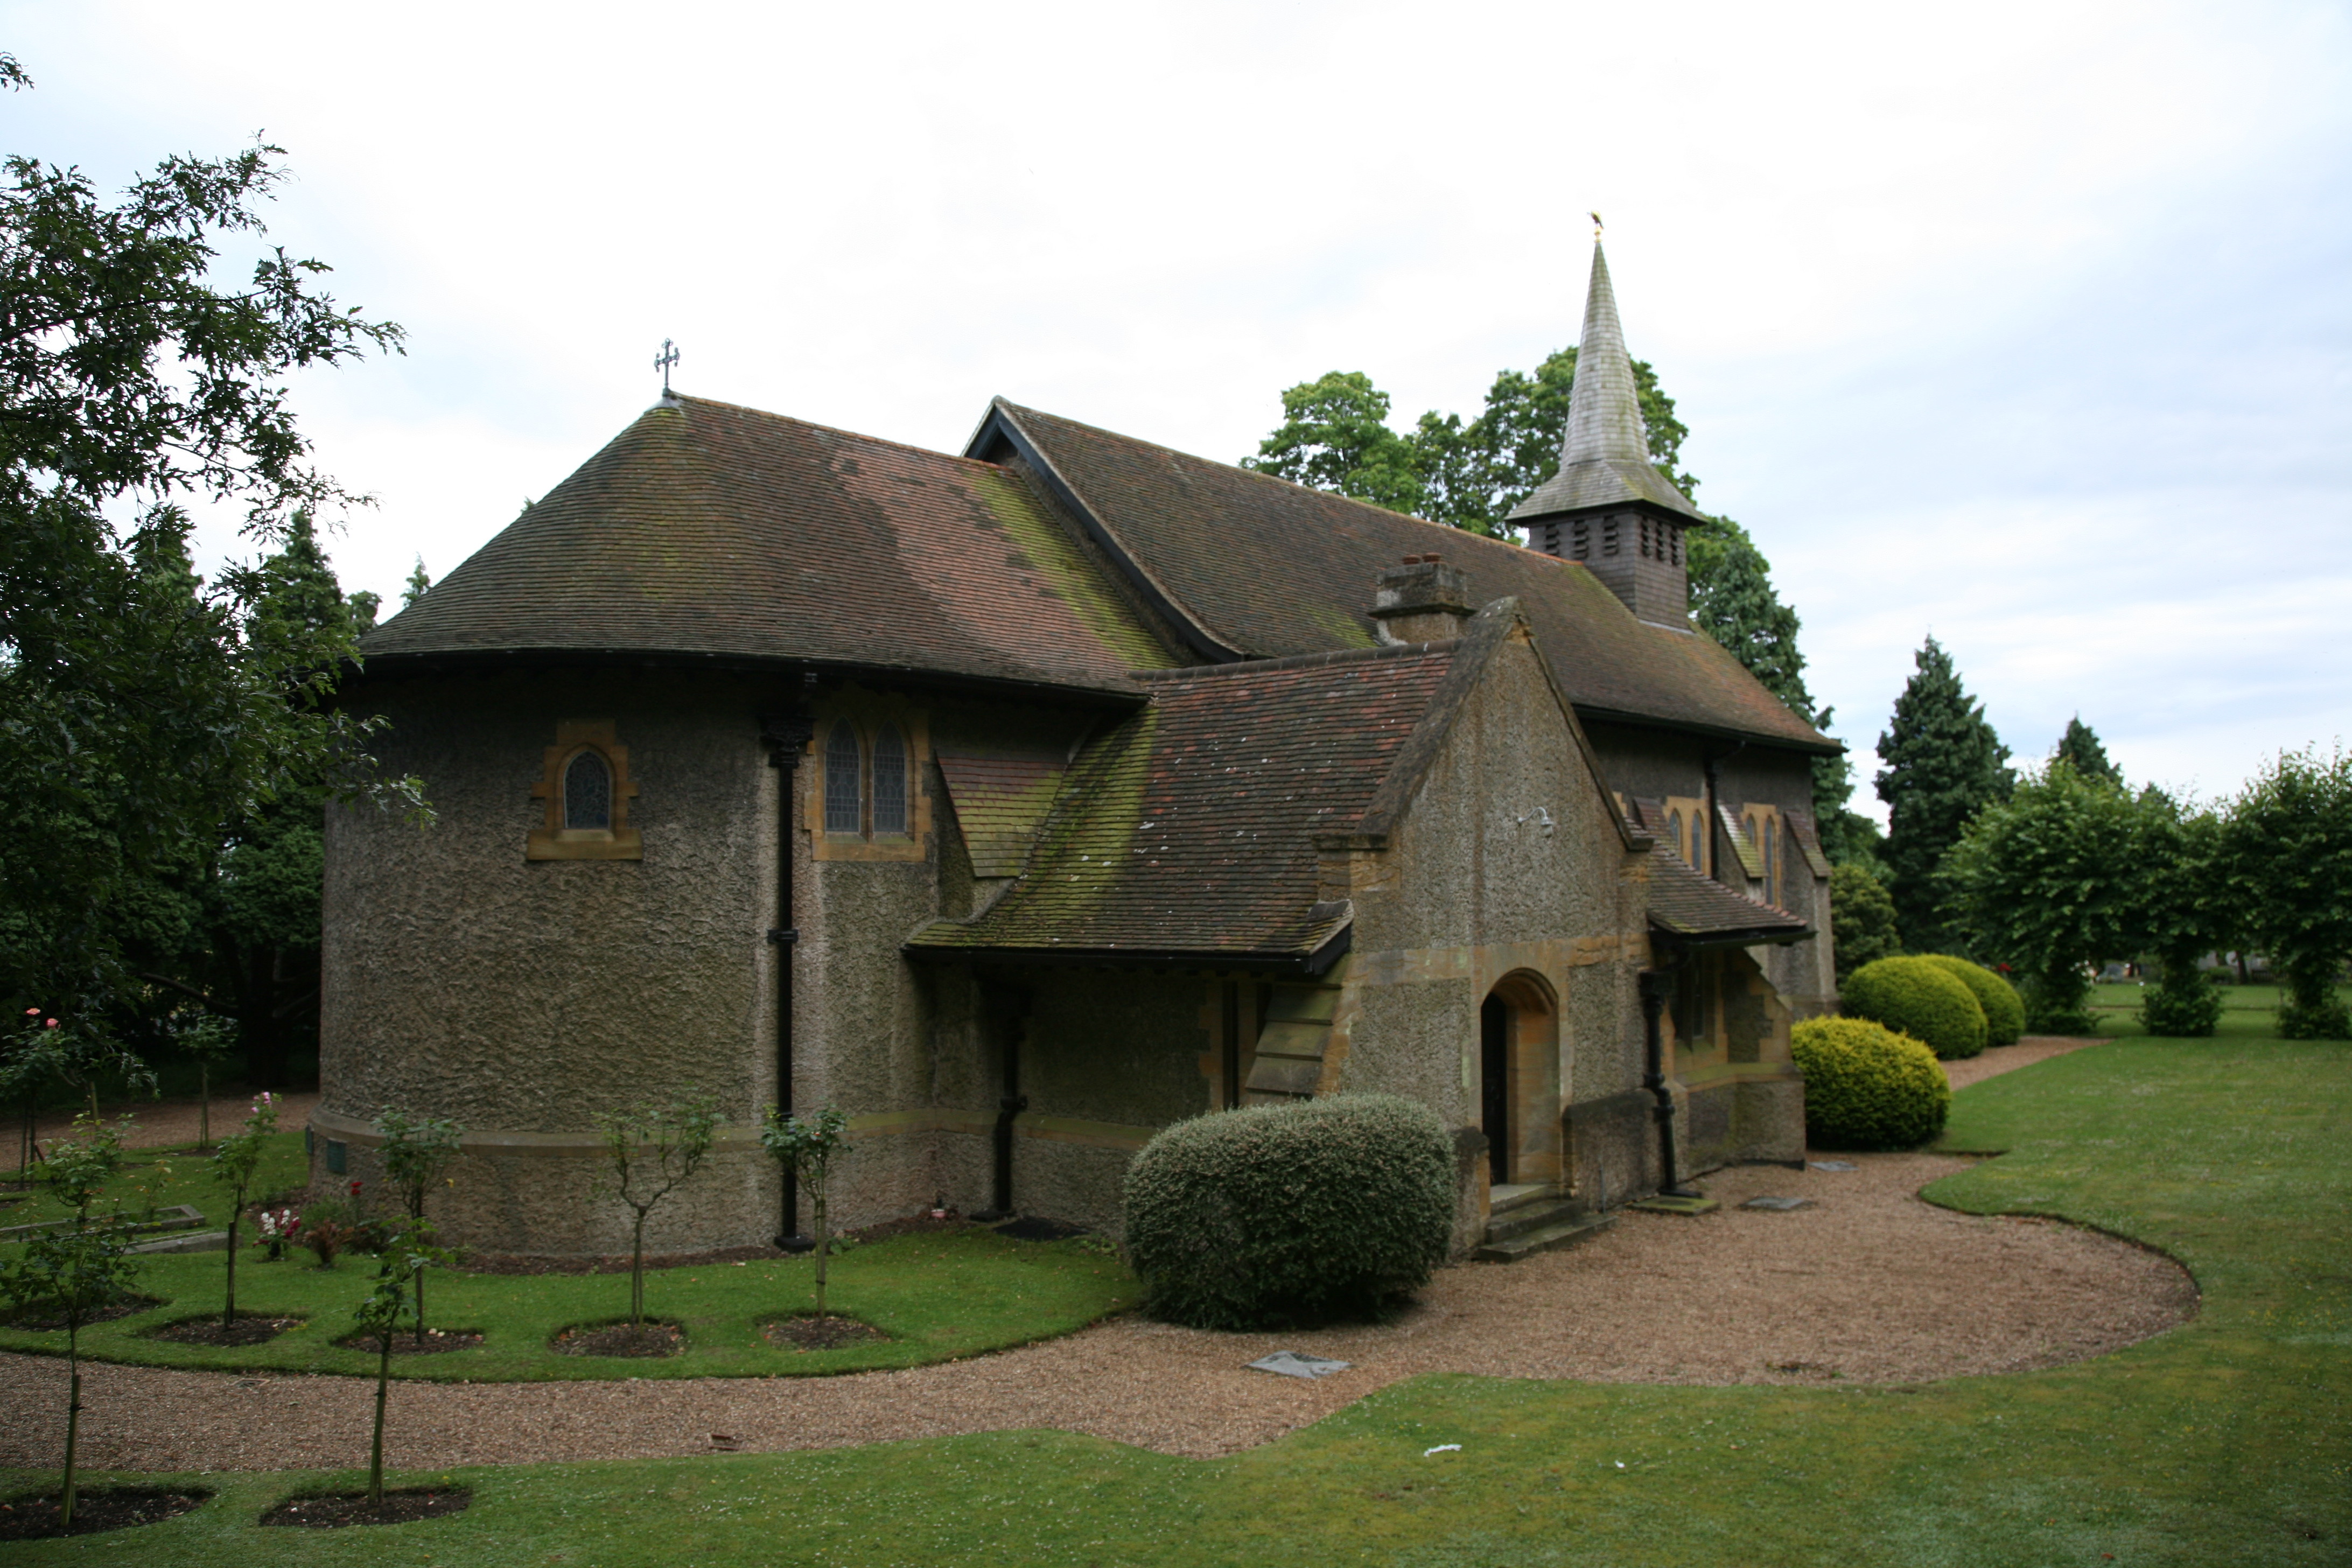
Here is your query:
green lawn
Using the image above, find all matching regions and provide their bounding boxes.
[0,1134,1136,1380]
[2084,978,2352,1037]
[5,1039,2348,1565]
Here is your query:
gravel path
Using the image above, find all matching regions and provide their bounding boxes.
[0,1035,2189,1468]
[25,1088,323,1153]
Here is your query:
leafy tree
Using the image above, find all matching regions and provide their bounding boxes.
[351,1219,453,1507]
[760,1103,849,1319]
[374,1107,462,1342]
[1243,349,1694,537]
[1242,372,1431,516]
[2052,717,2121,786]
[1876,637,2014,953]
[2220,747,2352,1039]
[209,1093,280,1327]
[0,1097,141,1528]
[0,63,415,1068]
[2131,789,2226,1037]
[594,1090,720,1329]
[132,513,382,1086]
[1943,761,2138,1034]
[1829,863,1901,985]
[402,556,431,606]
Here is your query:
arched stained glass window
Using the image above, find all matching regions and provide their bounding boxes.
[824,724,863,834]
[871,725,908,836]
[563,749,612,830]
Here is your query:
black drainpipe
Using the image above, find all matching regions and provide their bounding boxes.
[1638,968,1699,1200]
[974,982,1030,1222]
[761,702,816,1252]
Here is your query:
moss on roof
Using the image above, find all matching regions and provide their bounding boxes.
[911,642,1458,963]
[990,400,1836,753]
[360,396,1179,693]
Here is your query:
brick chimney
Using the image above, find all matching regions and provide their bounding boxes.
[1371,555,1473,643]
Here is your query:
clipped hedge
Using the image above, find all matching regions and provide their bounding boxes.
[1122,1093,1453,1331]
[1921,955,2027,1048]
[1791,1017,1950,1150]
[1841,955,1989,1060]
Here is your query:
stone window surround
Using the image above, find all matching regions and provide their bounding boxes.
[527,719,642,861]
[806,692,931,863]
[1738,802,1786,906]
[1662,792,1706,874]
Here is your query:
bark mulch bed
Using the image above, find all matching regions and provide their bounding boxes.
[334,1327,486,1356]
[3,1294,164,1332]
[0,1487,210,1541]
[763,1314,890,1351]
[259,1488,471,1528]
[148,1313,304,1348]
[550,1320,685,1357]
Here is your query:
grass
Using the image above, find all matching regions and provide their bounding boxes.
[4,1038,2348,1565]
[2083,978,2352,1038]
[0,1134,1138,1380]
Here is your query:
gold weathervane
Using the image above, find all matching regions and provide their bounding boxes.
[1590,211,1603,239]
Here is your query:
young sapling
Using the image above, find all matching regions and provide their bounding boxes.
[593,1089,719,1332]
[209,1093,279,1326]
[0,1121,144,1528]
[351,1219,454,1507]
[374,1106,462,1342]
[760,1103,850,1318]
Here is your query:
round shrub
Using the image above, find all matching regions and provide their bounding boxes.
[1840,955,1988,1060]
[1122,1093,1453,1330]
[1921,955,2026,1047]
[1791,1017,1950,1150]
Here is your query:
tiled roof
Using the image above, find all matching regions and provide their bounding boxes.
[358,396,1176,694]
[984,402,1833,752]
[909,640,1460,966]
[1644,847,1810,943]
[936,754,1066,878]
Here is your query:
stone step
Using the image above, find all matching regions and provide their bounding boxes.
[1474,1210,1615,1263]
[1483,1198,1587,1244]
[1488,1182,1552,1216]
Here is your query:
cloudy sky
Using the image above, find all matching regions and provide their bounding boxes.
[7,1,2348,816]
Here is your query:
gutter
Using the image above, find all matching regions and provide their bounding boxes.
[905,923,1353,979]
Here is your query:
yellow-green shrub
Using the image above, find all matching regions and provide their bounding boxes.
[1841,955,1989,1060]
[1791,1018,1950,1150]
[1921,955,2027,1047]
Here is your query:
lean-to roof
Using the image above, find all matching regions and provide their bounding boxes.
[359,395,1177,694]
[908,640,1461,969]
[979,401,1833,753]
[1643,848,1811,946]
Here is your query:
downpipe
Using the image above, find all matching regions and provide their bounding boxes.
[1638,968,1702,1200]
[762,702,816,1254]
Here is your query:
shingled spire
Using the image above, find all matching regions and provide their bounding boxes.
[1511,239,1703,627]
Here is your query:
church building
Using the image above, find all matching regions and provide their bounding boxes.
[314,243,1839,1260]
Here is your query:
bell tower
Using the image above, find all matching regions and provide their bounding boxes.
[1509,239,1705,627]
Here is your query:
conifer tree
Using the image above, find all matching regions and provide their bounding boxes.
[1875,637,2013,952]
[2051,716,2120,785]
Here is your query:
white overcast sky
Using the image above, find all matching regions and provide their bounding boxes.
[6,1,2349,818]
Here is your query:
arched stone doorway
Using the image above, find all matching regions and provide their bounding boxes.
[1479,971,1562,1190]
